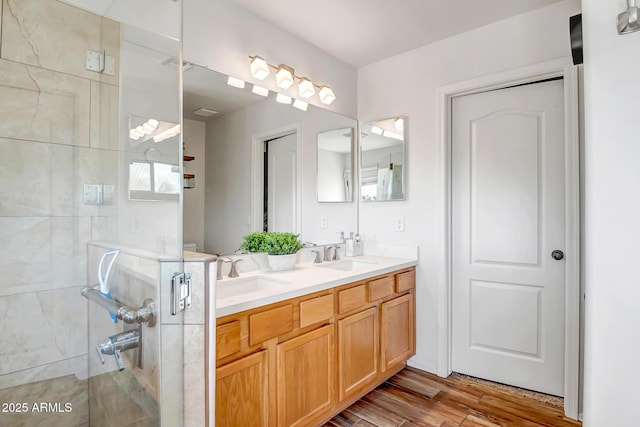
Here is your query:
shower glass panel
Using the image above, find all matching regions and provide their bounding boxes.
[0,1,184,426]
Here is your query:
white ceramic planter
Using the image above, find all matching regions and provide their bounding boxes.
[267,253,297,271]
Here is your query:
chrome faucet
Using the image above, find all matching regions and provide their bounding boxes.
[229,259,243,278]
[217,257,232,280]
[324,245,336,262]
[96,329,140,371]
[311,249,323,263]
[333,245,341,261]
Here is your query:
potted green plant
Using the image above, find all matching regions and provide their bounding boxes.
[240,232,302,271]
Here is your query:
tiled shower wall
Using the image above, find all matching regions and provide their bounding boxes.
[0,0,119,388]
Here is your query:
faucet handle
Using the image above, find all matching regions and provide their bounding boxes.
[229,259,243,278]
[311,249,323,263]
[113,349,125,371]
[216,257,232,280]
[333,245,341,261]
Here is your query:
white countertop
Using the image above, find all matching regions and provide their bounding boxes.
[215,255,417,318]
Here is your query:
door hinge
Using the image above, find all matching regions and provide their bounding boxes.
[171,272,192,315]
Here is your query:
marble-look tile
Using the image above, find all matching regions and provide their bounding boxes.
[160,324,183,427]
[0,217,91,296]
[183,261,205,325]
[90,81,119,150]
[1,0,118,83]
[0,354,87,389]
[91,216,119,242]
[0,140,118,218]
[0,286,87,375]
[0,374,88,427]
[0,59,91,146]
[183,325,205,427]
[0,137,73,216]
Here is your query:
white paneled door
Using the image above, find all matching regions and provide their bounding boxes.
[267,132,297,233]
[451,80,565,396]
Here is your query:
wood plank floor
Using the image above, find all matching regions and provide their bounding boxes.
[324,367,582,427]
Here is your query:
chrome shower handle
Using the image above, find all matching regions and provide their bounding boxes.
[96,329,140,371]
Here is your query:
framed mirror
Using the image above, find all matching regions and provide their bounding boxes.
[317,127,354,203]
[360,117,406,201]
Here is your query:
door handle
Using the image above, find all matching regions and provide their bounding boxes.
[551,250,565,260]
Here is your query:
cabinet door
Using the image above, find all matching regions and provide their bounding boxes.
[380,293,415,372]
[216,350,269,427]
[337,306,379,400]
[276,325,334,427]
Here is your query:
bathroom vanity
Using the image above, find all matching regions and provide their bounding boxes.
[214,260,416,427]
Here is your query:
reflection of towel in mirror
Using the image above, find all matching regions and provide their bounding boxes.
[377,165,403,200]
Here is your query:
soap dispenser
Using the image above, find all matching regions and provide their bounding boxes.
[353,233,364,256]
[345,232,355,257]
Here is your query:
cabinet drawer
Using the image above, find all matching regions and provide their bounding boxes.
[338,284,366,314]
[249,305,294,345]
[368,276,394,301]
[216,320,241,360]
[396,270,416,293]
[300,294,334,328]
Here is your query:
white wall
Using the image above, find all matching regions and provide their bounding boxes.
[581,1,640,425]
[183,119,206,251]
[357,0,581,373]
[183,0,357,118]
[204,100,358,255]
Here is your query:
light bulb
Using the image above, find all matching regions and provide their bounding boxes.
[276,93,292,104]
[297,77,315,98]
[275,65,295,89]
[249,56,270,80]
[252,84,269,97]
[293,99,308,111]
[227,76,245,89]
[318,85,336,105]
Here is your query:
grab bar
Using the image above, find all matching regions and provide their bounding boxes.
[81,287,156,327]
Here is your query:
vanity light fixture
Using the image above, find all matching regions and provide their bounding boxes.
[318,85,336,105]
[276,93,292,104]
[249,55,270,80]
[383,130,404,141]
[252,84,269,97]
[293,99,308,111]
[153,124,181,143]
[247,55,336,106]
[275,65,295,89]
[371,126,383,135]
[297,77,315,98]
[129,118,159,140]
[226,76,245,89]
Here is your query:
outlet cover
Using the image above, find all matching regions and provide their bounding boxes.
[395,216,405,232]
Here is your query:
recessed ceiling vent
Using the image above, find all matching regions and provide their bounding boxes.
[193,108,218,117]
[159,57,192,71]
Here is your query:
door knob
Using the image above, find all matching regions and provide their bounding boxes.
[551,250,565,260]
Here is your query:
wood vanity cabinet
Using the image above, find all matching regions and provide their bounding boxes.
[276,325,334,427]
[214,267,416,427]
[215,350,269,427]
[337,306,379,400]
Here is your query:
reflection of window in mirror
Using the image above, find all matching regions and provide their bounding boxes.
[360,117,406,201]
[127,115,181,201]
[317,127,354,203]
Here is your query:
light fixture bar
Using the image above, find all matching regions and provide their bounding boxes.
[248,55,337,105]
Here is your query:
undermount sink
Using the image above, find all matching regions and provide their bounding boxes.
[216,276,290,299]
[317,259,379,271]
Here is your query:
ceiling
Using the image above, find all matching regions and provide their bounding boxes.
[228,0,566,67]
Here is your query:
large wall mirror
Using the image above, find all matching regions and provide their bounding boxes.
[183,64,358,255]
[317,128,354,203]
[360,117,406,201]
